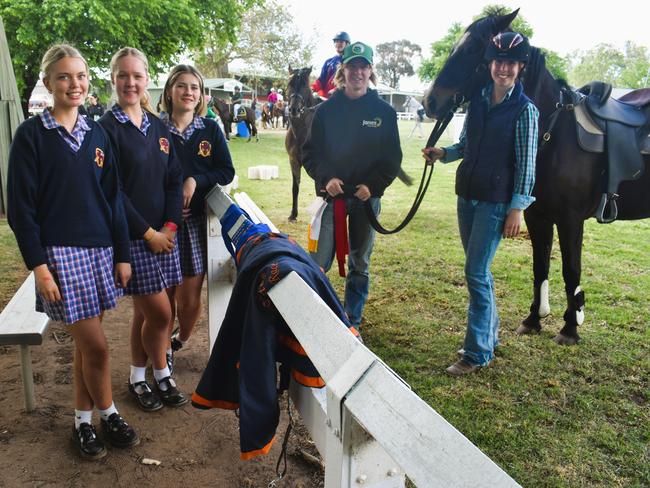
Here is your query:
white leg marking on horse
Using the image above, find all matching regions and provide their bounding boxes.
[539,279,550,317]
[575,286,585,325]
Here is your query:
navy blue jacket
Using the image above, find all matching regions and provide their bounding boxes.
[168,118,235,217]
[456,81,531,203]
[192,233,357,459]
[303,89,402,198]
[99,111,183,239]
[8,116,130,269]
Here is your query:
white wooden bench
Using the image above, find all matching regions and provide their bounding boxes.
[0,272,50,412]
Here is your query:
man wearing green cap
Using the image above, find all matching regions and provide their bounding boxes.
[303,41,402,331]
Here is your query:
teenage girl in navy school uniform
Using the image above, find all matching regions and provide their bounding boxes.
[7,44,139,460]
[159,64,235,367]
[99,47,187,412]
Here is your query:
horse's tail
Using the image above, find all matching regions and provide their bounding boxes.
[398,168,413,186]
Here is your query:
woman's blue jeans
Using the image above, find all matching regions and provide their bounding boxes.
[309,197,380,326]
[457,197,507,366]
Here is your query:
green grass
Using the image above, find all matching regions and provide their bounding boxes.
[226,122,649,487]
[1,121,648,486]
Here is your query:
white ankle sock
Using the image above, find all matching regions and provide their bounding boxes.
[153,367,172,390]
[98,402,118,421]
[166,347,172,355]
[74,409,93,429]
[130,365,147,385]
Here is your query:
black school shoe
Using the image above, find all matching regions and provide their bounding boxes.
[101,413,140,448]
[129,381,164,412]
[156,376,189,407]
[73,423,107,460]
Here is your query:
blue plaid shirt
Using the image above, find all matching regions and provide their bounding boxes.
[111,104,151,135]
[160,113,205,141]
[442,83,539,210]
[39,108,91,152]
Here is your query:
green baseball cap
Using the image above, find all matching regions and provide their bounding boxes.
[342,42,373,65]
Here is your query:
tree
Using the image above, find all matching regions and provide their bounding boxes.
[418,5,533,82]
[567,43,625,87]
[568,42,650,88]
[195,0,314,79]
[374,40,421,89]
[541,49,569,81]
[0,0,260,115]
[418,22,463,82]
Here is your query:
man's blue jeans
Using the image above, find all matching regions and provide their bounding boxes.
[457,197,507,366]
[310,197,380,326]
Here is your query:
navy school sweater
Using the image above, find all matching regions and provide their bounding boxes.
[99,111,183,239]
[7,116,130,269]
[302,89,402,198]
[168,118,235,217]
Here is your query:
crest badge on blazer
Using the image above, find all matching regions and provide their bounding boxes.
[198,140,212,157]
[95,148,105,168]
[159,137,170,154]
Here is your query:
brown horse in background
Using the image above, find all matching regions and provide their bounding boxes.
[285,67,319,221]
[213,97,259,142]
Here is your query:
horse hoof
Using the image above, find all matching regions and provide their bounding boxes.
[288,216,297,222]
[516,324,540,335]
[553,333,580,346]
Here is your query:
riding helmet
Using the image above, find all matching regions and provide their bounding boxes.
[333,31,351,43]
[484,32,529,63]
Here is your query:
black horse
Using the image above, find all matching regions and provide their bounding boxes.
[424,9,650,344]
[285,67,319,221]
[285,67,414,222]
[213,98,259,142]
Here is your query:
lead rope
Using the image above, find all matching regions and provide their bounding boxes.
[365,103,460,235]
[268,393,294,487]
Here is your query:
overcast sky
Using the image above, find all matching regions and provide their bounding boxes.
[279,0,650,89]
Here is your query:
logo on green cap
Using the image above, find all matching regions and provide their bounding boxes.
[352,44,364,55]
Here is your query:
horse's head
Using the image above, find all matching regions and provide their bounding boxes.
[424,9,519,119]
[287,66,313,118]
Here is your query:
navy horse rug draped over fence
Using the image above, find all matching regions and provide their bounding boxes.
[191,232,359,459]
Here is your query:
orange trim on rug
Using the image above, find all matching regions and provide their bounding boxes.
[292,369,325,388]
[240,436,276,460]
[278,333,307,356]
[191,392,239,410]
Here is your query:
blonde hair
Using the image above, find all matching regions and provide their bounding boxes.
[333,62,378,91]
[161,64,207,117]
[40,43,89,82]
[109,47,155,113]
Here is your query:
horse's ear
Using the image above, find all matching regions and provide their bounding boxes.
[288,65,293,74]
[496,8,519,32]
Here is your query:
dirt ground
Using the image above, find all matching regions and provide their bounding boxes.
[0,289,323,488]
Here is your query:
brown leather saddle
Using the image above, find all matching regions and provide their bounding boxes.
[573,82,650,222]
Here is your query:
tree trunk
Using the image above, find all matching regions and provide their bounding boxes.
[20,71,39,119]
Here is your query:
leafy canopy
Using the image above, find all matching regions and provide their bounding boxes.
[375,39,422,89]
[0,0,260,109]
[195,0,314,79]
[418,5,567,81]
[568,42,650,88]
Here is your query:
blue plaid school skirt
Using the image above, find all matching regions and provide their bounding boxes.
[35,246,121,325]
[124,239,182,296]
[179,214,207,277]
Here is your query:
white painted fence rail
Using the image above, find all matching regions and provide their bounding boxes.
[206,188,521,487]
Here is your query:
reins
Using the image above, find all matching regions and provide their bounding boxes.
[364,96,462,235]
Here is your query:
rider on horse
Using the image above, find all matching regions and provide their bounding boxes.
[231,85,244,121]
[311,31,350,100]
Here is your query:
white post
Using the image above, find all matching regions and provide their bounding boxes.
[19,345,35,412]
